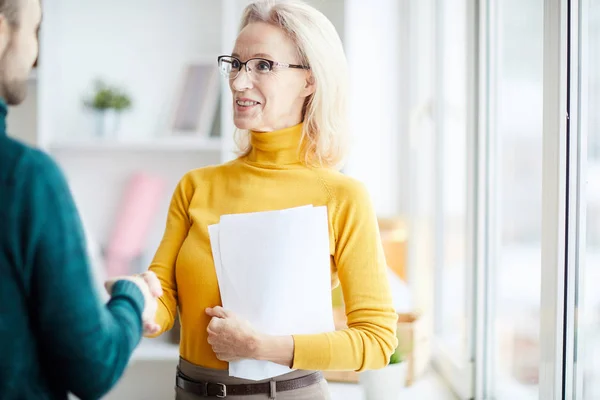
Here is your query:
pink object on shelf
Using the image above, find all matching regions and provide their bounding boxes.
[105,172,166,277]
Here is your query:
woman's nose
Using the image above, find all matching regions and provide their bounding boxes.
[231,68,253,91]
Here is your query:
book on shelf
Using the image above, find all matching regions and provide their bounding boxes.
[105,172,166,277]
[171,62,220,138]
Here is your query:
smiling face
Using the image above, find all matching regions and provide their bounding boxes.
[229,22,314,132]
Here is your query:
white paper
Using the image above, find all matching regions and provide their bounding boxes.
[208,205,335,381]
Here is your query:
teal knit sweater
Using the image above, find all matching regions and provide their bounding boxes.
[0,99,145,399]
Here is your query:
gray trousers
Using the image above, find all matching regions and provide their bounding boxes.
[175,358,331,400]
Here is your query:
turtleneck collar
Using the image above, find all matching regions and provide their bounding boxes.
[0,99,7,135]
[246,122,304,166]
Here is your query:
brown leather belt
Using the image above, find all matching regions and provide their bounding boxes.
[176,369,323,398]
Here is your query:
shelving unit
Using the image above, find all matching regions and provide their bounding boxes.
[30,0,233,258]
[48,136,222,152]
[131,338,180,362]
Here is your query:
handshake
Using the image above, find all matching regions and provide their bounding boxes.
[105,271,163,336]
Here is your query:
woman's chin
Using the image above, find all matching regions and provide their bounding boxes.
[233,116,259,131]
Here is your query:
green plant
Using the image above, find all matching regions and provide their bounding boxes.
[111,91,132,111]
[389,345,406,365]
[389,327,411,365]
[84,80,132,111]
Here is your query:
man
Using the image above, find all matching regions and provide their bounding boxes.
[0,0,162,398]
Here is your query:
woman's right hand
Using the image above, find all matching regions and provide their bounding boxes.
[105,271,163,336]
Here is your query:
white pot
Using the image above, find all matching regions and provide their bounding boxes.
[359,361,408,400]
[93,109,121,138]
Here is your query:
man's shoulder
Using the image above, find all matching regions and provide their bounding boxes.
[0,136,63,186]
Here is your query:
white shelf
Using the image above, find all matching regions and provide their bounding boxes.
[131,337,180,362]
[495,374,538,400]
[48,136,222,152]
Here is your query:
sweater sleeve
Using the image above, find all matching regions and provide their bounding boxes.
[22,151,145,400]
[147,174,192,336]
[291,180,398,372]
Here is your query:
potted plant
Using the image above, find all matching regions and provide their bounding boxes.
[359,342,409,400]
[84,80,132,138]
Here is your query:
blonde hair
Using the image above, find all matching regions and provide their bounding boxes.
[234,0,349,169]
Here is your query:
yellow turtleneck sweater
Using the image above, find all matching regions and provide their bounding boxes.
[148,123,398,372]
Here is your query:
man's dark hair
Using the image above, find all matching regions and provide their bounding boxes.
[0,0,21,26]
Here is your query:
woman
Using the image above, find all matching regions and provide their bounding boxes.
[148,0,398,398]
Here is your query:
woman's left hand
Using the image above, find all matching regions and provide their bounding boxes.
[205,306,262,362]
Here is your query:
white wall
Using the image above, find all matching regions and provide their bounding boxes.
[103,360,178,400]
[306,0,345,42]
[6,79,37,145]
[343,0,403,217]
[43,0,222,142]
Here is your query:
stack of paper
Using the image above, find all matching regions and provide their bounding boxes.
[208,205,335,381]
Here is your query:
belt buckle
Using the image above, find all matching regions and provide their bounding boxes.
[216,382,227,398]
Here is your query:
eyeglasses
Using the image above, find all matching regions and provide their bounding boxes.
[217,55,310,80]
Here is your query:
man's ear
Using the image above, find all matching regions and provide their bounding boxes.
[0,14,12,58]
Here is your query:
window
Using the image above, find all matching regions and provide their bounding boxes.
[431,0,473,396]
[437,0,469,358]
[491,0,543,397]
[578,1,600,398]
